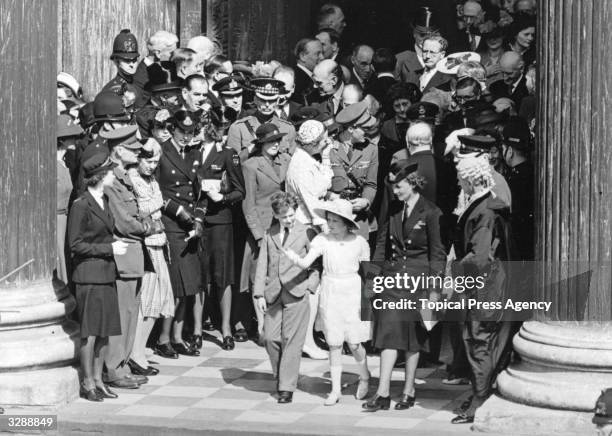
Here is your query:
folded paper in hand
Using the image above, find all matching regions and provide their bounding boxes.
[201,179,221,192]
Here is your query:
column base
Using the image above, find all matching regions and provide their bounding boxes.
[474,395,599,436]
[0,366,80,407]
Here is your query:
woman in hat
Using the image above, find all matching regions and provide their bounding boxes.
[285,119,335,360]
[363,161,446,412]
[478,25,507,84]
[67,153,127,401]
[284,198,372,406]
[241,123,291,341]
[127,138,175,375]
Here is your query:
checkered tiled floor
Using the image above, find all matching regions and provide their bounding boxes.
[55,332,479,435]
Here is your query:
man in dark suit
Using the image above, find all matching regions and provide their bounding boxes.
[348,45,374,91]
[451,0,489,53]
[292,38,324,105]
[315,28,341,61]
[273,66,303,121]
[419,36,453,93]
[253,192,320,404]
[499,51,528,112]
[311,59,345,118]
[366,48,398,120]
[132,30,179,108]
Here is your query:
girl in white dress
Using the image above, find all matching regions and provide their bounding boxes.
[284,199,371,405]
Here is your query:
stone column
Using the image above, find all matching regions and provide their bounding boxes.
[475,1,612,434]
[0,0,79,406]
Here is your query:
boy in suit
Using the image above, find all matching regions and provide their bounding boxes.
[253,192,320,404]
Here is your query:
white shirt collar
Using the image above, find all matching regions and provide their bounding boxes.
[377,72,395,79]
[404,193,420,218]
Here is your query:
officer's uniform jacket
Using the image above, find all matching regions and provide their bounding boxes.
[156,139,203,234]
[101,72,143,111]
[196,141,245,225]
[329,140,378,206]
[242,153,290,241]
[373,193,446,277]
[227,114,296,162]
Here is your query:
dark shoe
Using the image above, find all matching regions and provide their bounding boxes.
[233,329,248,342]
[189,334,203,350]
[107,376,139,390]
[203,320,215,331]
[453,395,473,415]
[172,342,200,356]
[126,374,148,385]
[277,391,293,404]
[80,385,103,402]
[128,359,158,376]
[394,394,415,410]
[222,336,235,350]
[451,414,474,424]
[362,394,391,412]
[95,384,118,399]
[155,342,178,359]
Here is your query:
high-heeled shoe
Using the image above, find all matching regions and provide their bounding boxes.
[172,342,200,356]
[355,375,370,400]
[302,344,328,360]
[95,384,118,399]
[80,385,103,402]
[362,394,391,411]
[189,334,203,350]
[222,336,235,351]
[128,359,159,376]
[324,391,341,406]
[394,393,415,410]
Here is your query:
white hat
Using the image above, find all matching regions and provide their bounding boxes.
[57,72,81,97]
[436,52,481,75]
[297,120,325,146]
[314,199,359,229]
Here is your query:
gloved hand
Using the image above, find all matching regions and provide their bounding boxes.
[194,220,204,238]
[176,206,195,226]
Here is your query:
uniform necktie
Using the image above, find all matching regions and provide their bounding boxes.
[282,227,290,246]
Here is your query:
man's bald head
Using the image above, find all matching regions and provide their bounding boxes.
[341,84,363,106]
[312,59,342,96]
[463,1,484,28]
[187,36,218,62]
[500,51,525,84]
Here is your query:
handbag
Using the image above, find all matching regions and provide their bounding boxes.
[113,239,146,278]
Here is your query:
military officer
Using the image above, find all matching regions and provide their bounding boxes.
[155,110,204,358]
[227,78,296,162]
[197,107,246,351]
[212,75,246,119]
[329,100,379,239]
[101,29,144,114]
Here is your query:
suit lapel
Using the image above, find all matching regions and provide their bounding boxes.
[349,146,364,166]
[85,191,114,233]
[285,222,304,249]
[163,140,193,179]
[257,156,281,184]
[389,201,404,243]
[202,143,221,169]
[403,196,426,238]
[270,221,282,250]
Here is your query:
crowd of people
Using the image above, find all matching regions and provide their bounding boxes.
[55,0,536,425]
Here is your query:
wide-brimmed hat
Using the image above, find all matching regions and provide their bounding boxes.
[314,199,359,229]
[436,52,481,75]
[251,123,287,145]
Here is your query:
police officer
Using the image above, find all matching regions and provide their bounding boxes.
[101,29,144,112]
[212,75,245,118]
[155,110,204,358]
[330,100,378,239]
[502,116,534,261]
[227,78,296,162]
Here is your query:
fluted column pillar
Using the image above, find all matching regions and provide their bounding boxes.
[475,0,612,434]
[0,0,79,406]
